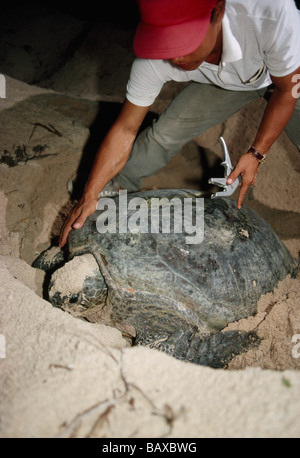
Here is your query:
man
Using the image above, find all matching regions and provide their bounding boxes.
[60,0,300,247]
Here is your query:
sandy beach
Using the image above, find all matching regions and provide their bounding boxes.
[0,4,300,438]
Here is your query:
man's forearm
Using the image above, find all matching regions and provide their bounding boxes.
[226,70,299,209]
[83,124,136,199]
[83,100,149,199]
[252,86,298,155]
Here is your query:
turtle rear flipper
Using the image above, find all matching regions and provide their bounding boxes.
[146,329,260,369]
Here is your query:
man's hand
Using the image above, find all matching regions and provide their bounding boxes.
[59,197,98,247]
[226,152,259,209]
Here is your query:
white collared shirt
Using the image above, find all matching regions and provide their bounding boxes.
[126,0,300,106]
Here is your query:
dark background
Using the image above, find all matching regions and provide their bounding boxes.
[2,0,300,28]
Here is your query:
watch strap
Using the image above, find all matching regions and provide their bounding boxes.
[248,146,267,164]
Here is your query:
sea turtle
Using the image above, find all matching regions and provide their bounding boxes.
[34,189,296,368]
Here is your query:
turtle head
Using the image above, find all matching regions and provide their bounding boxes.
[48,253,109,323]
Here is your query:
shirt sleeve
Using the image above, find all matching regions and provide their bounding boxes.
[264,1,300,77]
[126,58,169,106]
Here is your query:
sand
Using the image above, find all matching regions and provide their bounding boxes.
[0,5,300,438]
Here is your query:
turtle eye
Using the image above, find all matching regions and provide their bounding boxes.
[69,292,81,304]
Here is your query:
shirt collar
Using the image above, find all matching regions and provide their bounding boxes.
[221,13,243,63]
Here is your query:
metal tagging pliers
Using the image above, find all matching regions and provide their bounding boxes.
[208,136,241,198]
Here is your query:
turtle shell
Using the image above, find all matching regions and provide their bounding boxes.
[66,189,296,332]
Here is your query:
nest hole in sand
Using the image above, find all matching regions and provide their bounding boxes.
[2,91,300,373]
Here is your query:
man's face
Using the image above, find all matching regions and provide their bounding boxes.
[169,21,219,71]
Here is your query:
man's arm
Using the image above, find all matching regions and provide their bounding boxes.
[227,66,300,209]
[59,99,150,247]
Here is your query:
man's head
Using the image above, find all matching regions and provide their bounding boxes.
[134,0,225,67]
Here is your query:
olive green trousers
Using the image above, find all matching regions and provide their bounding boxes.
[118,82,300,191]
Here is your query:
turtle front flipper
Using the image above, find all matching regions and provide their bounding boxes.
[32,246,66,272]
[144,329,260,368]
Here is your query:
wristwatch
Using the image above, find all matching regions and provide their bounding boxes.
[248,146,267,164]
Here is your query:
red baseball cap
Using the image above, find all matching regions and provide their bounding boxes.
[134,0,218,59]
